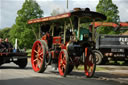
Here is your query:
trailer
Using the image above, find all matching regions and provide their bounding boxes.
[0,51,28,68]
[0,39,28,68]
[91,22,128,64]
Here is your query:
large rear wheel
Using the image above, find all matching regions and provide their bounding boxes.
[58,49,69,77]
[31,40,46,73]
[84,48,96,78]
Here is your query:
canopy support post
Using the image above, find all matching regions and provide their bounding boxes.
[69,18,74,31]
[51,24,54,36]
[77,18,80,40]
[92,19,95,42]
[64,21,67,44]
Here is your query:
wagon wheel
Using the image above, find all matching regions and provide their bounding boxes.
[58,49,69,77]
[84,48,96,78]
[31,40,46,73]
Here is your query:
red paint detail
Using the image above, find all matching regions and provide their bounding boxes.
[61,44,66,49]
[91,22,118,28]
[120,22,128,27]
[51,51,54,59]
[91,22,128,30]
[85,48,88,57]
[28,13,71,24]
[0,53,9,56]
[53,36,61,44]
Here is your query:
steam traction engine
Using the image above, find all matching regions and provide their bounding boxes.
[28,8,106,77]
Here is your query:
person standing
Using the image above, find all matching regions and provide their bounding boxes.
[0,38,6,52]
[4,38,13,52]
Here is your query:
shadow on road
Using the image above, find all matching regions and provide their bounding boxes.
[0,76,125,85]
[0,66,32,69]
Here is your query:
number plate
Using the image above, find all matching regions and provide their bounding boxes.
[111,49,124,52]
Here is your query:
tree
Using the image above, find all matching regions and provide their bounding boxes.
[96,0,120,34]
[9,0,43,49]
[0,27,11,39]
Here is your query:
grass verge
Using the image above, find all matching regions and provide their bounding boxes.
[74,65,107,71]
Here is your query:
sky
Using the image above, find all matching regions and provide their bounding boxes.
[0,0,128,29]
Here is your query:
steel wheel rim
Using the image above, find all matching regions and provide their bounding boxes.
[85,54,95,77]
[58,51,67,76]
[31,41,44,72]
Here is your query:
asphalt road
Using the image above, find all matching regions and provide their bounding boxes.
[0,60,126,85]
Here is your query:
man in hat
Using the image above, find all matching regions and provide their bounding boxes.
[4,38,13,52]
[0,38,6,52]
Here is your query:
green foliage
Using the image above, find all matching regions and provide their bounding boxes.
[96,0,120,34]
[0,27,11,39]
[81,23,90,29]
[9,0,43,49]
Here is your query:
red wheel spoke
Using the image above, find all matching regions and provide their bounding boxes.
[34,54,38,58]
[39,56,43,61]
[60,60,63,64]
[34,50,38,54]
[63,64,66,69]
[33,58,38,63]
[63,61,66,65]
[39,52,43,56]
[35,63,38,69]
[37,59,41,67]
[91,65,94,72]
[37,43,41,52]
[87,66,90,71]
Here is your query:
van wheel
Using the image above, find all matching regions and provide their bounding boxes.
[95,52,102,65]
[14,58,28,68]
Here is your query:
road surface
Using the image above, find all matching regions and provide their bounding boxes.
[0,60,127,85]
